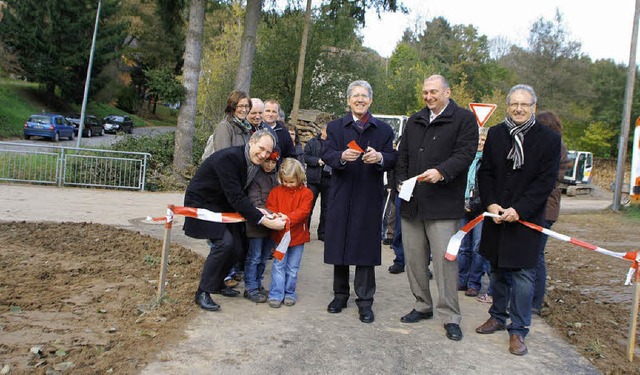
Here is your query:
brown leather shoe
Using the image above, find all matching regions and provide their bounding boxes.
[509,334,528,355]
[475,317,506,334]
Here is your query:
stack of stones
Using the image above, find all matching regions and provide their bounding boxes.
[288,109,335,145]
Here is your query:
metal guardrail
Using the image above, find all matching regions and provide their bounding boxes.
[0,141,151,190]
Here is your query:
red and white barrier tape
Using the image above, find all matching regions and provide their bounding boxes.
[445,212,640,285]
[147,205,247,224]
[149,205,293,260]
[272,219,291,261]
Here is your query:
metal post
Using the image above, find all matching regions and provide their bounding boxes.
[75,0,102,148]
[613,0,640,211]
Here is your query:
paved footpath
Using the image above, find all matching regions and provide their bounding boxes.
[0,184,601,374]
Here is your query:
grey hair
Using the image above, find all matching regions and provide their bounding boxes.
[506,84,537,105]
[347,80,373,99]
[251,98,264,109]
[251,128,276,146]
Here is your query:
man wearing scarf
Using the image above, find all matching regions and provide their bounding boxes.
[475,84,561,356]
[322,80,397,324]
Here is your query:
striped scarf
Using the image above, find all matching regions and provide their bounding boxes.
[505,114,536,170]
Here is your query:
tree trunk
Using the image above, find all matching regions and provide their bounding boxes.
[234,0,262,93]
[173,0,205,179]
[290,0,312,127]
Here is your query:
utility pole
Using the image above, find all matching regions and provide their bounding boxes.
[75,0,102,148]
[613,0,640,211]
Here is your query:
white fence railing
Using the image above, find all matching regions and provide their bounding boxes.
[0,141,151,190]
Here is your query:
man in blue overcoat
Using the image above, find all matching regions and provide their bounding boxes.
[322,80,397,324]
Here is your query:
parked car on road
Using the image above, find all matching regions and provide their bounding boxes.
[65,113,105,137]
[23,114,75,142]
[103,115,134,134]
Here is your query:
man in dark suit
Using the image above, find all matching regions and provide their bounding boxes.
[322,80,397,324]
[184,129,286,311]
[475,84,561,356]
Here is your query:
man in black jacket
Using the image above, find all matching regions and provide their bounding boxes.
[475,84,560,356]
[396,74,478,341]
[184,129,286,311]
[303,122,331,240]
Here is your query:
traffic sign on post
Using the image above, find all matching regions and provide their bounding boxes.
[469,103,497,127]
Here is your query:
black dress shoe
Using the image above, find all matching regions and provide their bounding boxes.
[359,306,374,323]
[327,298,347,313]
[445,323,463,341]
[388,263,405,274]
[212,287,240,297]
[400,309,433,323]
[195,290,220,311]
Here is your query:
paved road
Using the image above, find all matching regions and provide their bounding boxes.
[0,183,603,374]
[5,126,175,148]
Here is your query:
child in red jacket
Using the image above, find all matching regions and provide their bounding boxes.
[266,158,313,308]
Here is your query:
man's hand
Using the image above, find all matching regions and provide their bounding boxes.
[487,203,505,224]
[341,148,361,162]
[318,159,325,166]
[362,147,382,164]
[499,207,520,223]
[416,168,443,184]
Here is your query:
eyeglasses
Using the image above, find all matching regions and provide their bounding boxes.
[349,94,370,100]
[237,104,251,109]
[508,102,533,110]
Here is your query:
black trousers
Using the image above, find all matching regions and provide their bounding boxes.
[333,265,376,308]
[198,224,244,293]
[308,176,331,238]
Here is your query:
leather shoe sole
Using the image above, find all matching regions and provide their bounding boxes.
[327,298,347,313]
[444,323,463,341]
[400,309,434,323]
[359,307,374,323]
[212,287,240,297]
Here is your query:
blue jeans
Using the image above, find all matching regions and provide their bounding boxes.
[489,266,536,337]
[244,237,272,291]
[457,216,487,290]
[269,245,304,302]
[532,220,554,310]
[391,195,404,266]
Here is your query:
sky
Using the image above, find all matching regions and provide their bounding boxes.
[360,0,637,65]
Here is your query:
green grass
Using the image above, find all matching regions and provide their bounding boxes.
[0,78,177,139]
[624,203,640,220]
[0,80,46,138]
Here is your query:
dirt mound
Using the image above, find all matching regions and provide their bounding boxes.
[0,222,201,374]
[544,211,640,374]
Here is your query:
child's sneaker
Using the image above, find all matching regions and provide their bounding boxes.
[477,293,493,304]
[283,297,295,306]
[268,299,282,308]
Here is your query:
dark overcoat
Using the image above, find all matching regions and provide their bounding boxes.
[478,121,561,269]
[183,145,263,240]
[322,113,397,266]
[396,100,478,220]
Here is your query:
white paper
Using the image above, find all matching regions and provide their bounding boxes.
[399,176,418,202]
